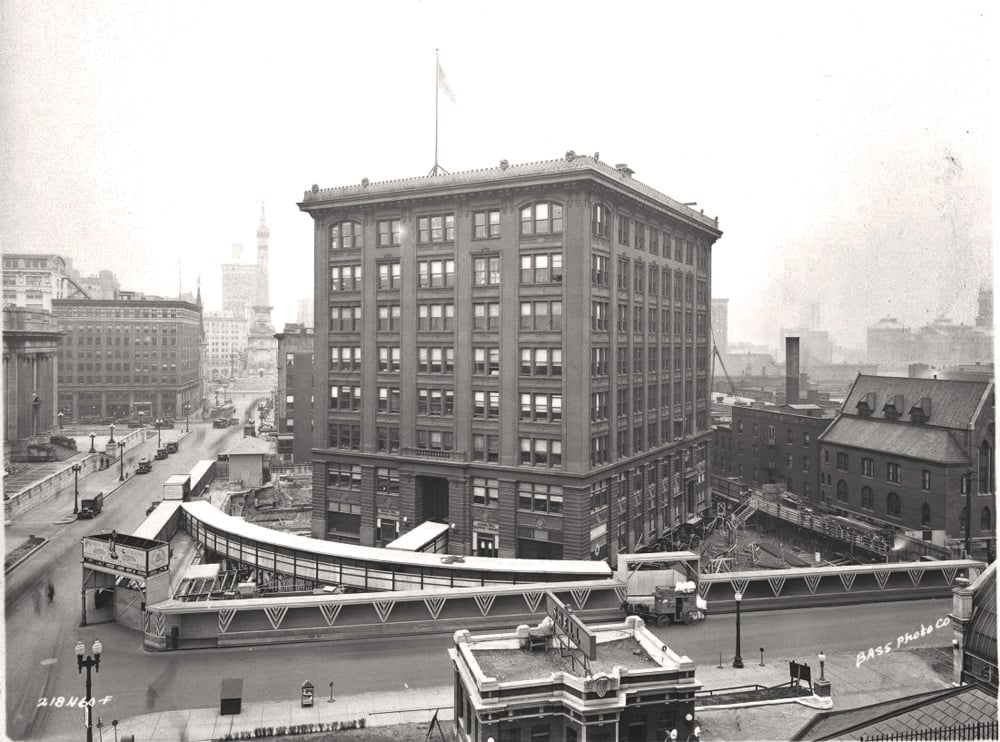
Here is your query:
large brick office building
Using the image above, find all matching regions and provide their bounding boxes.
[299,154,722,561]
[818,375,995,551]
[52,294,204,422]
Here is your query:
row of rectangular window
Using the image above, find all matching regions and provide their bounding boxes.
[333,205,709,272]
[833,451,925,488]
[331,204,563,251]
[363,387,564,423]
[336,301,701,336]
[330,421,705,460]
[325,474,558,516]
[341,344,700,378]
[370,255,563,290]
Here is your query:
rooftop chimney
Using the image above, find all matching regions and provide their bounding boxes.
[614,163,634,178]
[786,337,800,404]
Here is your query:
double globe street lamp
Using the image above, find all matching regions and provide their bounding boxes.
[75,638,103,742]
[118,441,126,482]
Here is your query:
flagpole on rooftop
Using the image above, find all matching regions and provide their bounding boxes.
[431,49,439,176]
[430,49,451,176]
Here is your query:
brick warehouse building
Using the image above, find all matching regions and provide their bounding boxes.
[713,403,836,501]
[818,375,995,554]
[299,154,721,561]
[52,295,203,422]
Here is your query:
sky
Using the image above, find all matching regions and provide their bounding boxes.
[0,1,993,350]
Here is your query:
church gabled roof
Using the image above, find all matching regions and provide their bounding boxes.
[840,375,992,430]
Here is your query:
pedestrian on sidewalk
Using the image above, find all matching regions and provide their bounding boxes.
[46,581,55,603]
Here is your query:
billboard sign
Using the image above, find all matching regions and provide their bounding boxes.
[545,592,597,660]
[82,536,169,578]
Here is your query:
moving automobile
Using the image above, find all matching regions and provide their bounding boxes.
[78,492,104,519]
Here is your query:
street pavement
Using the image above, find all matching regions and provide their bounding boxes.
[107,644,952,742]
[4,428,182,561]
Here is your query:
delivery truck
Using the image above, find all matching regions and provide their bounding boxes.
[78,492,104,519]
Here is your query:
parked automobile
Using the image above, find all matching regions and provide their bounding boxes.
[145,501,160,516]
[136,456,153,474]
[154,447,168,460]
[165,441,179,454]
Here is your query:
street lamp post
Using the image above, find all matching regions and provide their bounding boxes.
[670,713,700,742]
[72,463,82,515]
[183,403,190,433]
[89,432,96,454]
[818,650,826,681]
[75,638,103,742]
[138,411,144,428]
[58,412,64,429]
[733,591,744,668]
[118,441,125,482]
[155,421,162,448]
[108,424,115,444]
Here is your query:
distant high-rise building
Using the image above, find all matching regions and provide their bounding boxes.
[221,262,257,321]
[297,298,314,327]
[73,268,120,300]
[711,298,729,354]
[977,287,993,329]
[204,310,249,379]
[807,302,821,330]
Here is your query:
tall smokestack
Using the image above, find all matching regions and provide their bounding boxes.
[786,336,800,404]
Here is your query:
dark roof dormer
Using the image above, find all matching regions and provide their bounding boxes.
[856,392,876,417]
[909,397,932,424]
[883,394,904,422]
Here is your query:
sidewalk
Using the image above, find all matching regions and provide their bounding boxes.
[4,428,187,568]
[114,686,454,742]
[107,647,952,742]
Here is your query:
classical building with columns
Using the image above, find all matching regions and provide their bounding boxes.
[52,294,203,423]
[299,154,721,561]
[2,306,64,464]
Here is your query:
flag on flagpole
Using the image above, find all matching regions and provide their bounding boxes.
[437,58,456,103]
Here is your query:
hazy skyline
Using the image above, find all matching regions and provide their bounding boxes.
[1,1,992,349]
